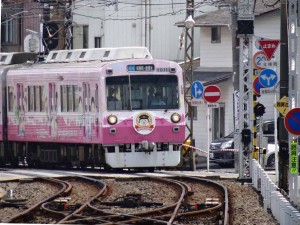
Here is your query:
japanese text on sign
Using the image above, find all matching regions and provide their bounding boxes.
[261,43,277,49]
[276,102,288,108]
[290,142,298,175]
[261,88,276,95]
[261,61,278,67]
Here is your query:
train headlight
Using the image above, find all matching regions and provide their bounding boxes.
[171,113,181,123]
[107,115,118,125]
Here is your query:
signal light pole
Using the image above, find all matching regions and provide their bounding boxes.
[183,0,195,171]
[237,0,255,181]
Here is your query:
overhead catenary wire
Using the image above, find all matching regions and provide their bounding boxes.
[1,0,228,22]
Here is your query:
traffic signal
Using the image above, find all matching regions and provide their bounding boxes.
[241,128,251,145]
[43,23,59,51]
[254,102,266,117]
[237,20,254,34]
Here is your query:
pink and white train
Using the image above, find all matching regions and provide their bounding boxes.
[0,47,185,170]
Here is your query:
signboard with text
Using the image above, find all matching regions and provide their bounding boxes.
[258,39,280,60]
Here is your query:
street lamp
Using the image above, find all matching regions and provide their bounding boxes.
[184,15,195,29]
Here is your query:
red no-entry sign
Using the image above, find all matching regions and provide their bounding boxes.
[204,85,221,103]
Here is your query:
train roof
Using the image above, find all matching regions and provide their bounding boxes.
[3,47,181,74]
[0,52,37,65]
[45,47,152,63]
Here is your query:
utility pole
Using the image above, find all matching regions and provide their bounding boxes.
[278,0,289,192]
[183,0,195,170]
[64,0,72,49]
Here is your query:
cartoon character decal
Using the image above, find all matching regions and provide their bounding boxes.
[133,112,155,135]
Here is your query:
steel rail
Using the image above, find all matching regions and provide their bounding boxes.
[62,176,189,224]
[158,174,229,225]
[112,176,228,224]
[187,176,229,225]
[56,175,107,224]
[4,177,71,223]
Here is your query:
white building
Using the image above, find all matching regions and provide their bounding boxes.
[72,0,215,61]
[176,2,280,151]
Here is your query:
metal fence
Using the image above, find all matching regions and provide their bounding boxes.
[252,160,300,225]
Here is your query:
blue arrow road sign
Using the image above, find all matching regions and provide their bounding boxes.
[284,108,300,135]
[191,81,203,99]
[259,69,278,88]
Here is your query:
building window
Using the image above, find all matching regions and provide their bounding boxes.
[83,25,88,49]
[95,37,102,48]
[1,18,17,44]
[211,26,221,43]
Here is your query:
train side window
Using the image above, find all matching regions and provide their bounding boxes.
[17,84,24,112]
[28,85,45,112]
[83,83,90,112]
[60,85,79,112]
[35,86,40,112]
[94,84,99,112]
[8,86,14,112]
[49,83,56,112]
[67,85,73,112]
[28,86,34,112]
[61,86,67,112]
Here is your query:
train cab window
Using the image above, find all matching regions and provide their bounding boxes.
[60,85,79,112]
[106,76,129,111]
[106,75,179,111]
[132,75,179,110]
[8,86,14,112]
[28,85,45,112]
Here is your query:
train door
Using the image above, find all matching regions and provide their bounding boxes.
[83,83,91,140]
[91,84,99,139]
[49,83,57,137]
[17,83,25,136]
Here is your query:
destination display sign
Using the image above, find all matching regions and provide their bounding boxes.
[127,64,155,72]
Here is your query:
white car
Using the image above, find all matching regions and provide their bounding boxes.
[263,143,276,169]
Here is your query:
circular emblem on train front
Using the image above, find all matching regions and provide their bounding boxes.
[133,112,156,135]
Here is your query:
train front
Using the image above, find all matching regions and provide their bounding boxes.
[100,60,185,169]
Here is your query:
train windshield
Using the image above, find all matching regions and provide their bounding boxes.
[106,75,179,110]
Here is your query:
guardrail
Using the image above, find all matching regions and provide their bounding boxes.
[252,159,300,224]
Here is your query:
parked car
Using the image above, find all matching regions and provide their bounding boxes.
[209,132,235,167]
[209,120,275,168]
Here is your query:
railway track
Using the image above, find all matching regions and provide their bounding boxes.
[0,174,228,224]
